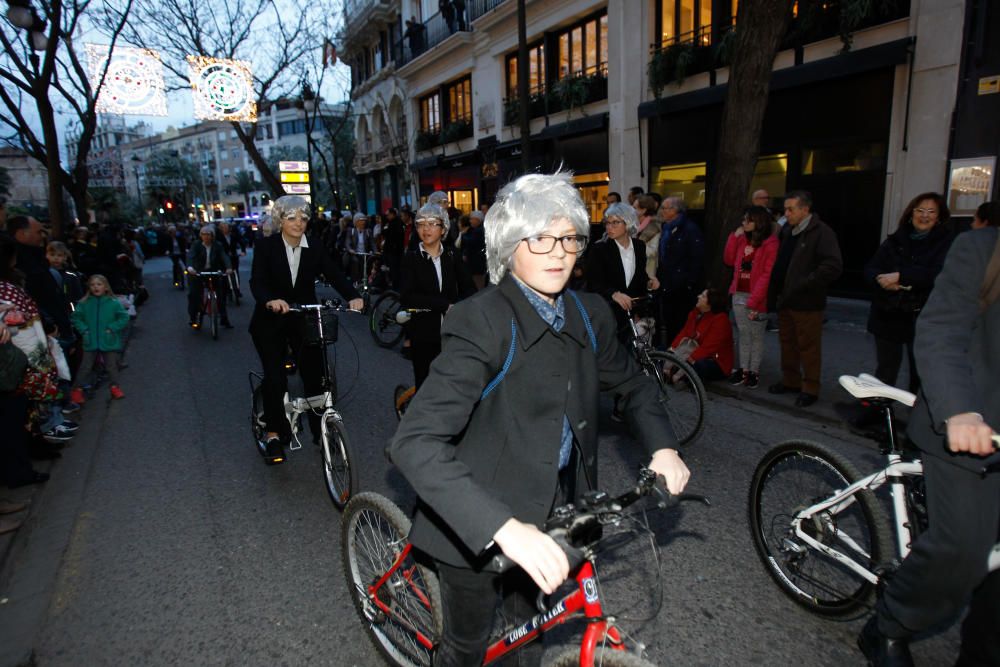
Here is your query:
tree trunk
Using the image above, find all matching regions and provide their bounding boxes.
[704,0,793,289]
[232,122,284,197]
[516,0,531,172]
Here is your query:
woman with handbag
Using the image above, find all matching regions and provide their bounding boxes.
[669,287,733,383]
[864,192,954,395]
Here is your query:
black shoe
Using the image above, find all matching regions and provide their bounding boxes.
[857,616,913,666]
[795,392,819,408]
[744,371,759,389]
[8,471,50,487]
[221,319,234,329]
[263,438,285,466]
[768,382,799,395]
[728,369,745,386]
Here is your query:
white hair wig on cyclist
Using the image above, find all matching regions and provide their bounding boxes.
[352,212,368,225]
[603,202,639,236]
[427,191,449,207]
[272,195,311,222]
[485,170,589,283]
[415,202,450,234]
[199,224,216,237]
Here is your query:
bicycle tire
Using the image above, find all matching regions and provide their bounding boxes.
[232,272,241,307]
[210,293,219,340]
[342,492,442,667]
[251,385,267,454]
[370,291,405,348]
[644,351,706,445]
[321,411,358,509]
[550,645,658,667]
[748,439,893,617]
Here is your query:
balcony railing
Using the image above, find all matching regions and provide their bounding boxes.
[503,66,608,125]
[467,0,508,22]
[415,119,473,151]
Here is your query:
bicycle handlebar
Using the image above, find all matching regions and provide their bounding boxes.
[287,298,363,315]
[395,308,433,324]
[348,250,381,257]
[489,468,709,574]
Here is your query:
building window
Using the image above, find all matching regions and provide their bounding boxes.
[651,162,707,210]
[447,77,472,123]
[556,12,608,79]
[277,119,308,137]
[420,93,440,133]
[505,43,546,99]
[223,168,230,178]
[659,0,721,46]
[573,172,610,223]
[219,149,228,161]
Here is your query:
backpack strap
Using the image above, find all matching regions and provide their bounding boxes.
[480,318,517,400]
[567,290,599,353]
[979,233,1000,313]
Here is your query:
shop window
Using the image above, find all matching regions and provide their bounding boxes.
[420,93,441,133]
[651,162,707,209]
[450,190,475,215]
[572,172,610,223]
[447,77,472,123]
[556,12,608,79]
[505,43,546,99]
[802,141,887,175]
[748,154,787,205]
[659,0,713,46]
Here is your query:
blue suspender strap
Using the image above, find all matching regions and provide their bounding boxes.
[480,318,517,400]
[567,290,598,353]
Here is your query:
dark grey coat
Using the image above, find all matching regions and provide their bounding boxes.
[768,215,843,312]
[908,228,1000,474]
[388,275,678,567]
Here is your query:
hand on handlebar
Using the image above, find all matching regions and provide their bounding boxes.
[348,298,364,312]
[947,413,997,457]
[493,518,570,595]
[187,267,198,276]
[611,292,633,312]
[648,448,690,495]
[266,299,290,314]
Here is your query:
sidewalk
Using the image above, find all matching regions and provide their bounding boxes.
[707,296,906,428]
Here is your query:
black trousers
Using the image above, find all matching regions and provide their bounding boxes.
[658,287,696,348]
[0,393,34,486]
[251,318,326,442]
[411,339,442,391]
[874,335,920,393]
[187,276,229,322]
[878,451,1000,665]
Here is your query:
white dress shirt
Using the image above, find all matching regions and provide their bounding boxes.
[419,243,443,291]
[283,234,309,287]
[615,237,636,288]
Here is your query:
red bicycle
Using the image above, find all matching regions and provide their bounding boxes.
[341,468,707,666]
[193,270,226,340]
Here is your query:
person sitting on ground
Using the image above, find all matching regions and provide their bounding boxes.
[971,200,998,230]
[670,287,734,383]
[70,274,129,403]
[186,225,233,329]
[388,171,690,667]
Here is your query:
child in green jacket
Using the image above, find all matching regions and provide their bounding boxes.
[70,274,129,403]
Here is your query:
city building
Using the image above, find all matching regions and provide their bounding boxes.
[344,0,995,294]
[0,147,50,213]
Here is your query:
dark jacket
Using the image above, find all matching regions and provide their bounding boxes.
[460,224,486,275]
[656,214,704,294]
[15,243,70,336]
[865,224,954,343]
[585,237,650,300]
[388,275,678,567]
[217,230,245,264]
[382,218,405,258]
[187,241,231,273]
[908,228,1000,474]
[248,233,359,334]
[399,246,476,343]
[767,214,843,311]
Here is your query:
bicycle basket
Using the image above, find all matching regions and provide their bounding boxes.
[303,310,339,345]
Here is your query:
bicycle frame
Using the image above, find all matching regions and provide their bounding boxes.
[200,273,221,314]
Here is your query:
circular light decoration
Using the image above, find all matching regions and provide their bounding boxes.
[85,44,168,116]
[186,55,257,122]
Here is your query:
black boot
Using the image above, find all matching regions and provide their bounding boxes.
[857,616,914,667]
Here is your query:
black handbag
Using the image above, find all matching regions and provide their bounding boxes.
[0,342,28,393]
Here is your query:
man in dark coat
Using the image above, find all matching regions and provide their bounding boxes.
[858,227,1000,666]
[7,216,70,338]
[186,225,232,328]
[655,197,704,345]
[381,207,405,289]
[766,191,842,407]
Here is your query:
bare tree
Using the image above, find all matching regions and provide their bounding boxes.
[115,0,327,197]
[0,0,135,237]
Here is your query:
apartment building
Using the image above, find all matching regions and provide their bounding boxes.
[343,0,998,293]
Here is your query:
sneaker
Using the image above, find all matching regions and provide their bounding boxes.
[70,387,86,405]
[189,320,200,329]
[727,369,745,386]
[63,401,82,414]
[42,425,75,443]
[263,437,285,465]
[60,420,80,433]
[744,371,759,389]
[110,385,125,400]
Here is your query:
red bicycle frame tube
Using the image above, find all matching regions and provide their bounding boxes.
[367,542,437,651]
[482,560,626,666]
[201,276,217,314]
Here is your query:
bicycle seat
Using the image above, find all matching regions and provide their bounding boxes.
[838,374,916,407]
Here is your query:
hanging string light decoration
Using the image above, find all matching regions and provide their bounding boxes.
[186,55,257,122]
[85,44,168,116]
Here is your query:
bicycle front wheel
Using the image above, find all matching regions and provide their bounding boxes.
[748,439,892,617]
[645,351,706,445]
[321,411,358,509]
[551,646,658,667]
[370,291,404,348]
[342,493,442,667]
[209,293,219,340]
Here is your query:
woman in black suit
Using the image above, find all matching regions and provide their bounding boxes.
[249,196,363,463]
[585,202,660,340]
[400,202,476,389]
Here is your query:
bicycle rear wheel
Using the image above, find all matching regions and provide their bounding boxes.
[370,291,405,348]
[209,292,219,339]
[748,440,892,617]
[551,646,657,667]
[231,272,241,307]
[342,493,442,667]
[321,411,358,509]
[644,351,706,445]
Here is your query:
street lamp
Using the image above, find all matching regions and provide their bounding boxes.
[5,0,33,28]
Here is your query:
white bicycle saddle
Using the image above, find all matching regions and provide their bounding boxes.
[838,373,917,407]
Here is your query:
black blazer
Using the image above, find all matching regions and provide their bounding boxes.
[187,241,231,273]
[585,237,650,300]
[248,233,359,334]
[399,246,476,343]
[388,275,678,567]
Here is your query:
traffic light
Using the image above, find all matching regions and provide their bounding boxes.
[165,200,174,210]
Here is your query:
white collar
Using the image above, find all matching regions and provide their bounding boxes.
[282,233,309,250]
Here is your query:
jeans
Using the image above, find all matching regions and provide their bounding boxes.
[732,293,767,373]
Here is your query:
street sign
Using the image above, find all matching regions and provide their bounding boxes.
[282,183,311,194]
[280,172,310,183]
[279,161,309,172]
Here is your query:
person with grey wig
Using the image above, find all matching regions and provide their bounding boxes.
[389,171,691,666]
[186,224,232,328]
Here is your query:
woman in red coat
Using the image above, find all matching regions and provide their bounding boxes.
[723,206,778,388]
[670,287,733,382]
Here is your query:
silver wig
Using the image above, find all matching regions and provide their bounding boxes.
[603,202,639,236]
[485,171,588,283]
[199,224,216,237]
[272,195,311,222]
[428,191,449,207]
[352,212,368,225]
[415,202,450,234]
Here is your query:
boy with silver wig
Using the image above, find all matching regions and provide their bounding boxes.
[390,171,690,665]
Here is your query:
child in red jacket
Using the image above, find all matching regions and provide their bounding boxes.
[670,287,733,382]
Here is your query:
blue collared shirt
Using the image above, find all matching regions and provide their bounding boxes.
[513,278,574,470]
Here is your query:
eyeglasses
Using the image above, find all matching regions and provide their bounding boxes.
[913,208,938,216]
[416,220,444,229]
[604,219,625,227]
[741,219,754,225]
[521,234,588,255]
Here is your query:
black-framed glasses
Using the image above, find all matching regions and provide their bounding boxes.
[416,220,444,229]
[604,218,625,227]
[521,234,588,255]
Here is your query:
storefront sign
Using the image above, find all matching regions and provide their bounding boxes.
[279,161,309,172]
[947,156,996,216]
[282,183,311,194]
[280,172,310,183]
[978,76,1000,96]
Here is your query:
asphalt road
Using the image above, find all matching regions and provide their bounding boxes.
[0,254,961,666]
